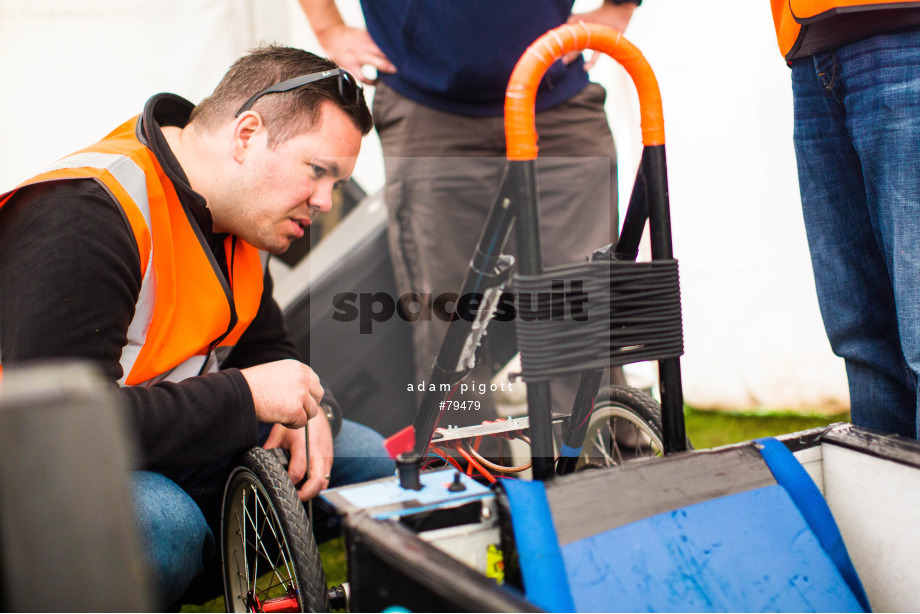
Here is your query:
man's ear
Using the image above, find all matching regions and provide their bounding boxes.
[232,112,263,162]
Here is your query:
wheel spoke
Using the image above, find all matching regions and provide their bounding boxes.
[251,490,261,594]
[251,490,296,593]
[594,429,616,466]
[230,546,246,605]
[242,503,291,605]
[632,424,649,458]
[236,507,250,601]
[610,419,626,464]
[239,491,251,595]
[261,522,293,592]
[240,535,293,598]
[241,492,271,595]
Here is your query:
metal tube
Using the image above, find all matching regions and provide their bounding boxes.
[643,146,673,260]
[508,160,555,480]
[555,369,606,475]
[643,145,687,453]
[658,358,687,453]
[411,166,518,457]
[614,150,649,261]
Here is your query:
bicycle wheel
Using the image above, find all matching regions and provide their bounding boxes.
[578,385,682,468]
[221,447,329,613]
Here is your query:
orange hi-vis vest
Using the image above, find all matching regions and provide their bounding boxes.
[0,116,266,386]
[771,0,920,60]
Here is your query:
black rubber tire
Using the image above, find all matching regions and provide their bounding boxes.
[221,447,329,613]
[578,385,692,469]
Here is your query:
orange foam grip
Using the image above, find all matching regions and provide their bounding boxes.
[505,22,664,160]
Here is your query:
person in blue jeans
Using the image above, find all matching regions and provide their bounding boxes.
[771,3,920,438]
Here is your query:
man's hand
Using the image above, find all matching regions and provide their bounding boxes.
[564,2,637,69]
[299,0,396,85]
[302,409,334,500]
[263,412,334,501]
[241,359,323,429]
[317,25,396,85]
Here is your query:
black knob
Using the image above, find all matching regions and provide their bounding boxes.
[448,471,467,492]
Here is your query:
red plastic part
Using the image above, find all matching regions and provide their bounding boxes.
[257,592,300,613]
[384,425,416,459]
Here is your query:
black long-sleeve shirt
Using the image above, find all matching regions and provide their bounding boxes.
[0,94,323,469]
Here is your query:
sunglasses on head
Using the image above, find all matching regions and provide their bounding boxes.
[235,68,363,117]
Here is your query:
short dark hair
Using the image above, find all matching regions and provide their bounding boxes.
[190,45,373,147]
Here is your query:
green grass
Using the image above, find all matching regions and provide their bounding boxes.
[182,407,849,612]
[318,538,347,589]
[684,406,849,449]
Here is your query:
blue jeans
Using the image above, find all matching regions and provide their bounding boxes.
[791,27,920,438]
[133,470,215,609]
[133,419,395,607]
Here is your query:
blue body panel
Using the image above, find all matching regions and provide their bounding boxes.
[561,485,864,613]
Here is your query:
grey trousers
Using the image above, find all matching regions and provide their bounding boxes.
[373,81,619,425]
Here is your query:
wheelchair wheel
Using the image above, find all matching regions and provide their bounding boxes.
[221,447,329,613]
[578,385,683,468]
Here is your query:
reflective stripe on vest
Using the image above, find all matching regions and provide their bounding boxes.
[0,116,265,387]
[38,152,158,384]
[771,0,920,60]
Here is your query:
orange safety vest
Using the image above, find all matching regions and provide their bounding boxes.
[0,116,266,386]
[771,0,920,60]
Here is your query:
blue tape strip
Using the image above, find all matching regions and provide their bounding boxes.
[501,479,575,612]
[559,443,582,458]
[756,437,871,612]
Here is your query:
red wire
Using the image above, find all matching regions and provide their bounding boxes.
[574,397,597,431]
[454,444,497,484]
